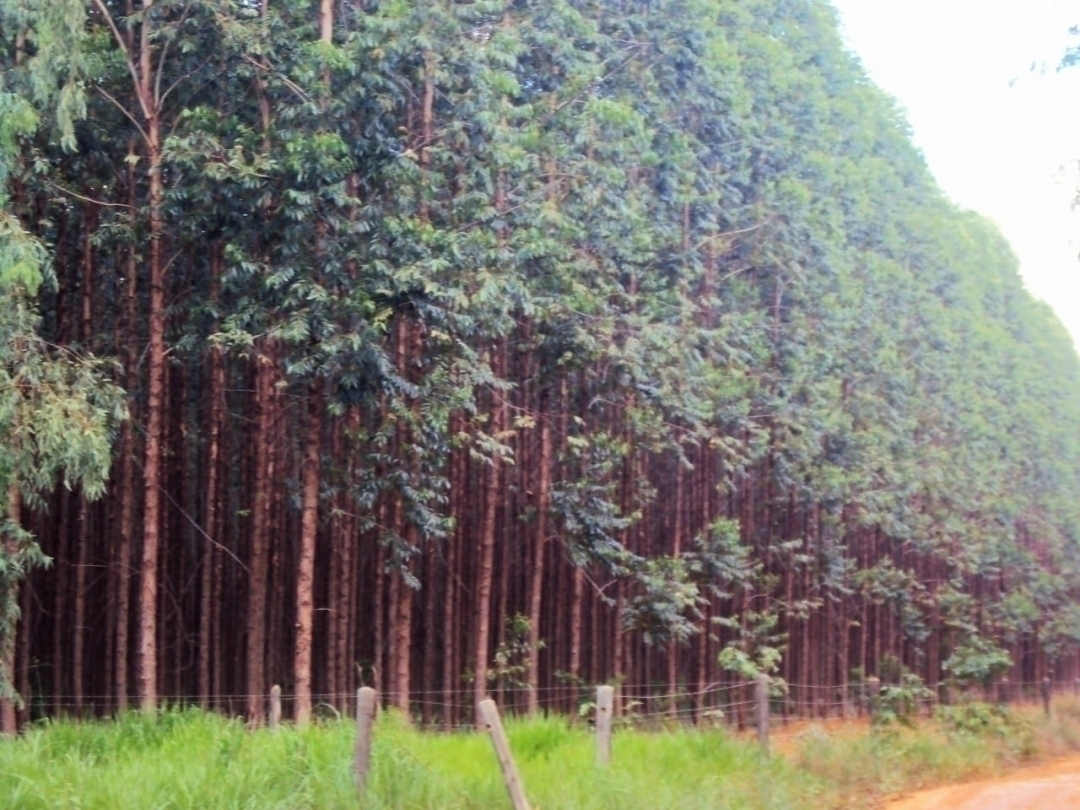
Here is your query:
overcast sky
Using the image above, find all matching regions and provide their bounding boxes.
[829,0,1080,350]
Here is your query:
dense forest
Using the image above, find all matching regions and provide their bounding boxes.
[2,0,1080,733]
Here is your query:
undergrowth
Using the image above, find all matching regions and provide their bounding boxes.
[1,700,1078,809]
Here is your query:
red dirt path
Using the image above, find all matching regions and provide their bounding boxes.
[883,755,1080,810]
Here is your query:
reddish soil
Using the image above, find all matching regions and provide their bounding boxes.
[883,755,1080,810]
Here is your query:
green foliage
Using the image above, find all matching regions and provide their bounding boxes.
[487,614,543,691]
[717,608,786,685]
[937,702,1030,743]
[0,293,125,702]
[942,636,1012,691]
[874,672,934,728]
[4,0,1080,715]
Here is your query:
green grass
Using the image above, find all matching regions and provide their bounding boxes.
[2,701,1079,809]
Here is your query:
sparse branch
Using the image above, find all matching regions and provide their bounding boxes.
[90,0,149,120]
[241,54,313,106]
[153,1,196,106]
[44,179,136,210]
[159,55,213,107]
[94,85,151,144]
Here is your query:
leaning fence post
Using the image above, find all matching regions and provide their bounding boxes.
[1041,677,1052,717]
[269,684,282,730]
[479,699,531,810]
[755,674,770,751]
[355,687,377,794]
[596,685,614,766]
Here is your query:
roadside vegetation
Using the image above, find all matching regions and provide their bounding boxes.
[3,700,1080,810]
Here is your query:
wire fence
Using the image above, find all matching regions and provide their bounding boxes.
[16,676,1079,731]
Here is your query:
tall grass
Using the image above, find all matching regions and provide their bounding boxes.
[0,709,809,810]
[1,701,1078,809]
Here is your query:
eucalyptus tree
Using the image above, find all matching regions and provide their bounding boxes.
[3,0,1080,724]
[0,6,124,731]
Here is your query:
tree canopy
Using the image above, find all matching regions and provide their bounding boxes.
[2,0,1080,727]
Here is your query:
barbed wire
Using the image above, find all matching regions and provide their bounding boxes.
[19,678,1077,720]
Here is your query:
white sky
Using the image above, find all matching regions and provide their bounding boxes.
[829,0,1080,350]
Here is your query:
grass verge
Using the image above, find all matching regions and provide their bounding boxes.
[1,699,1079,809]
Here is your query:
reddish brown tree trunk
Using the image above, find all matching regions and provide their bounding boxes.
[137,2,166,710]
[443,414,465,724]
[667,460,685,716]
[525,408,552,715]
[73,498,89,716]
[294,382,323,726]
[0,486,20,734]
[474,351,505,725]
[569,566,585,686]
[393,537,413,716]
[199,335,225,709]
[245,349,275,725]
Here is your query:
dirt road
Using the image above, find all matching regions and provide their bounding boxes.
[884,756,1080,810]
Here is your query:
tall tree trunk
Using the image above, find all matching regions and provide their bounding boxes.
[289,0,332,729]
[474,351,505,725]
[245,349,275,725]
[393,532,413,716]
[569,565,585,688]
[667,459,685,716]
[73,498,90,716]
[113,144,139,714]
[525,406,551,715]
[53,491,71,713]
[0,486,20,734]
[75,214,97,707]
[443,414,464,724]
[137,2,166,713]
[198,251,225,708]
[421,544,438,723]
[294,382,323,727]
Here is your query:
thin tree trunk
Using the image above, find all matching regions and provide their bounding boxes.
[53,492,71,713]
[290,0,332,728]
[443,415,464,724]
[78,212,101,703]
[667,460,685,716]
[0,486,20,734]
[199,335,224,709]
[294,382,323,726]
[525,409,551,715]
[15,568,30,728]
[138,10,166,712]
[474,355,505,726]
[246,350,274,725]
[421,544,438,724]
[394,535,413,716]
[73,498,89,716]
[569,566,585,686]
[113,143,139,714]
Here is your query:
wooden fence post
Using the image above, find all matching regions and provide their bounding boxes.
[479,699,531,810]
[997,677,1011,707]
[755,674,770,751]
[355,687,377,794]
[1041,677,1052,717]
[269,684,282,730]
[866,677,880,719]
[596,685,614,766]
